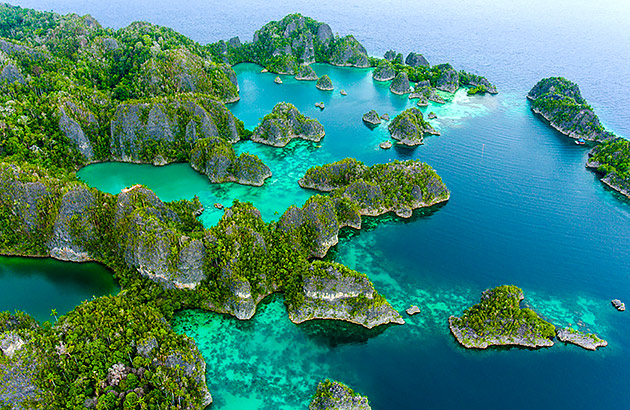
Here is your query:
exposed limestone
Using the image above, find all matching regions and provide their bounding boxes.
[295,65,318,81]
[251,102,325,147]
[274,76,283,84]
[372,60,395,82]
[405,52,430,67]
[556,327,607,351]
[288,261,404,329]
[406,305,421,316]
[316,74,334,91]
[362,110,381,126]
[309,380,372,410]
[389,72,412,95]
[611,299,625,311]
[388,107,440,146]
[48,186,96,262]
[434,63,459,93]
[379,141,392,149]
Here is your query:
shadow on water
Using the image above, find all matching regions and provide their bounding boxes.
[296,318,390,348]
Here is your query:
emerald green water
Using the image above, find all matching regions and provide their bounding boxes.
[79,63,630,409]
[0,256,118,322]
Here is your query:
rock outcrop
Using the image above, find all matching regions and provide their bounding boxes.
[251,102,325,147]
[316,74,334,91]
[48,186,96,262]
[449,285,556,349]
[389,72,412,95]
[58,101,97,161]
[434,63,459,93]
[110,95,241,163]
[288,261,404,329]
[362,110,381,126]
[372,60,395,82]
[299,158,450,219]
[556,327,607,351]
[383,50,403,64]
[611,299,626,311]
[190,137,271,186]
[388,107,439,146]
[405,52,429,67]
[459,71,498,94]
[295,64,318,81]
[0,63,25,85]
[409,81,445,105]
[528,77,615,142]
[309,380,372,410]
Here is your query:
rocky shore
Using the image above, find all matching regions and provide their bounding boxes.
[388,107,439,146]
[251,102,325,147]
[556,327,607,351]
[309,380,372,410]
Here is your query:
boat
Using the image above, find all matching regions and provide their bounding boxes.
[575,138,586,145]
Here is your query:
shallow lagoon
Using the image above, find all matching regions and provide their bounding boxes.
[79,63,630,409]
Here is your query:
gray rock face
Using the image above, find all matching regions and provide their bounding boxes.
[372,60,395,82]
[316,74,334,90]
[612,299,625,311]
[409,83,445,104]
[0,333,25,358]
[383,50,397,61]
[388,107,439,146]
[227,36,241,48]
[110,98,239,162]
[317,23,334,43]
[434,63,459,93]
[289,261,404,329]
[279,197,341,258]
[362,110,381,126]
[251,102,325,147]
[329,36,369,68]
[309,380,372,410]
[0,63,25,85]
[556,327,607,351]
[295,64,318,81]
[58,105,95,161]
[115,185,207,290]
[405,52,430,67]
[406,305,421,315]
[190,137,271,186]
[48,186,95,262]
[389,72,412,95]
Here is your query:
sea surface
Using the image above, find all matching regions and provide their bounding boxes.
[5,1,630,409]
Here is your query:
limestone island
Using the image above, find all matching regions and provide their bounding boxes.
[372,59,395,82]
[250,102,325,147]
[390,71,412,95]
[316,74,334,91]
[295,64,318,81]
[298,157,450,219]
[362,110,381,126]
[528,77,615,142]
[388,107,440,146]
[274,75,283,84]
[449,285,556,349]
[286,261,404,329]
[529,77,630,199]
[190,137,271,186]
[309,379,372,410]
[556,327,607,351]
[409,80,445,105]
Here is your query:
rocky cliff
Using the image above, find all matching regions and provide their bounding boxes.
[405,52,430,67]
[528,77,615,142]
[190,137,271,186]
[251,102,325,147]
[389,72,412,95]
[288,261,404,329]
[316,74,334,90]
[309,380,372,410]
[372,59,395,82]
[295,64,318,81]
[388,107,439,146]
[434,63,459,93]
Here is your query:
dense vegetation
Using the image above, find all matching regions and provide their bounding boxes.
[250,102,325,147]
[449,285,556,349]
[309,379,371,410]
[387,107,438,146]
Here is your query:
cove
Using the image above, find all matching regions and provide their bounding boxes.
[0,256,118,322]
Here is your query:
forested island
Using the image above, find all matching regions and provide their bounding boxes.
[0,4,461,408]
[529,77,630,199]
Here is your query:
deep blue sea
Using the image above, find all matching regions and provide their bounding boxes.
[6,1,630,409]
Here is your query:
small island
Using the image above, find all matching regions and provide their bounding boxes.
[189,137,272,186]
[295,64,318,81]
[362,110,381,126]
[316,74,334,91]
[449,285,556,349]
[299,157,450,218]
[586,138,630,199]
[528,77,615,142]
[309,379,371,410]
[251,102,325,147]
[389,71,412,95]
[556,327,607,351]
[388,107,440,146]
[372,59,395,82]
[287,261,404,329]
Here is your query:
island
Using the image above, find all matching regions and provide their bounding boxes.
[309,379,372,410]
[529,77,629,199]
[250,102,325,147]
[295,64,318,81]
[286,261,404,329]
[298,157,450,219]
[388,108,440,146]
[448,285,556,349]
[372,59,395,82]
[362,110,381,126]
[556,327,607,351]
[189,137,272,186]
[528,77,615,142]
[389,71,412,95]
[316,74,334,91]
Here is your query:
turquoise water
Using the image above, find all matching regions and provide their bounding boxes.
[0,256,118,321]
[5,1,630,408]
